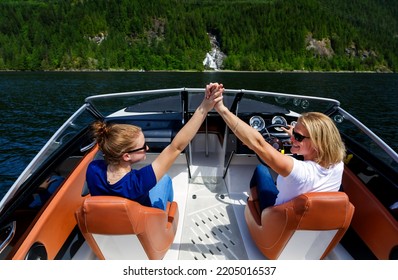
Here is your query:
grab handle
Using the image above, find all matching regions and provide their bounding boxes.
[0,221,16,255]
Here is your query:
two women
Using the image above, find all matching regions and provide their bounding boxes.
[87,82,345,212]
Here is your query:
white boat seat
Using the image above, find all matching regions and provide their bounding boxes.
[244,191,355,260]
[75,195,179,260]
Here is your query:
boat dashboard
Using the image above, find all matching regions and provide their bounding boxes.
[234,113,297,155]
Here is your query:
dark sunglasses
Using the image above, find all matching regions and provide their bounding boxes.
[292,130,309,142]
[125,142,147,153]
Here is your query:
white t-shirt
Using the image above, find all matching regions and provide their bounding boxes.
[275,158,344,205]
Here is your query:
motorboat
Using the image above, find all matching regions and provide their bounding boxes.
[1,87,397,260]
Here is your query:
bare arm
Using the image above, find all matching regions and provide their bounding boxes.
[152,84,223,181]
[215,96,293,177]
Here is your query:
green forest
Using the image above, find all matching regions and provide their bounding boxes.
[0,0,397,72]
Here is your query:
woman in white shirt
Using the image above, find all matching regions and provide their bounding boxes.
[210,83,346,211]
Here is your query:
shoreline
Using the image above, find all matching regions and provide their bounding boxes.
[0,69,395,74]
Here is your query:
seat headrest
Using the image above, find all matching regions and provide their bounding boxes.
[289,192,352,230]
[78,196,164,235]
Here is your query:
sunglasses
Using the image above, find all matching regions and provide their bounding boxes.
[292,130,309,142]
[125,142,147,153]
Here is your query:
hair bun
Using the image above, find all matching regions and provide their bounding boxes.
[92,121,108,144]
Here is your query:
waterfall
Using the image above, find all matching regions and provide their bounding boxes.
[203,33,226,70]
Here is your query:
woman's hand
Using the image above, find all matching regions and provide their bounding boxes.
[281,125,293,136]
[205,83,225,112]
[38,177,56,190]
[203,83,224,111]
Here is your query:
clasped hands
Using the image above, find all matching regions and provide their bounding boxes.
[205,83,225,111]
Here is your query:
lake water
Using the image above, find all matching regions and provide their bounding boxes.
[0,71,397,199]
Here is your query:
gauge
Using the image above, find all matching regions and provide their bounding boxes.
[249,116,265,131]
[272,116,287,131]
[275,97,289,105]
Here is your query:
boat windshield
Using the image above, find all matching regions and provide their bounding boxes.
[85,88,397,169]
[85,88,340,118]
[333,108,398,175]
[86,89,184,118]
[0,106,97,209]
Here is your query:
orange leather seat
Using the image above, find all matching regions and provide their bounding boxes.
[75,196,178,260]
[245,191,354,260]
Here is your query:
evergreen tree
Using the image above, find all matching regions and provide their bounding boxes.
[0,0,396,72]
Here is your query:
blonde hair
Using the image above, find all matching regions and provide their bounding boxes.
[299,112,346,168]
[91,121,142,165]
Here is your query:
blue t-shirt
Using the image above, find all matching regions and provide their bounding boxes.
[86,160,157,207]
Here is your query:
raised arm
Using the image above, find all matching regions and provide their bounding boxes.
[214,88,293,177]
[152,84,224,181]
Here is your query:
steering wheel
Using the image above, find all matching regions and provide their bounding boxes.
[257,124,286,166]
[249,116,287,165]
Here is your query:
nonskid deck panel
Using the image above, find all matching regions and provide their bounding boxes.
[178,176,248,260]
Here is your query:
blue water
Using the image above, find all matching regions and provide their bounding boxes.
[0,71,397,199]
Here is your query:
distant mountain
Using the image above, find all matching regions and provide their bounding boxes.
[0,0,397,72]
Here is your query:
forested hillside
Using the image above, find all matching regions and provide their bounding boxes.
[0,0,397,72]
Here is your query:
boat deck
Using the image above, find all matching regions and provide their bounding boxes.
[159,133,277,260]
[177,177,248,260]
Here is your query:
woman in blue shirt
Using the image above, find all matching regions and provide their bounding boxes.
[86,83,224,210]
